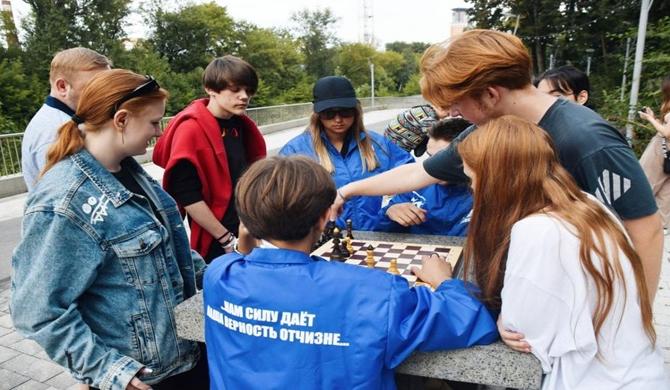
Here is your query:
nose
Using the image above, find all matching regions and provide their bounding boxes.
[239,89,249,100]
[448,107,461,117]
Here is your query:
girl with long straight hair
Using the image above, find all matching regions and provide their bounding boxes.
[280,76,413,230]
[639,74,670,229]
[12,69,208,389]
[458,115,668,389]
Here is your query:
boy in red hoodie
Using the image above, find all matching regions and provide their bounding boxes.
[153,56,267,261]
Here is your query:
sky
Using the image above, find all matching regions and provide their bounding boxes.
[10,0,470,48]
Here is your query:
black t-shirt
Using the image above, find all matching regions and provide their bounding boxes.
[167,115,248,237]
[112,159,165,225]
[423,99,657,220]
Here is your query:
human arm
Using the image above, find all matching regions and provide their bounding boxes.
[386,203,427,226]
[11,212,145,389]
[184,201,234,249]
[384,275,497,369]
[638,108,670,138]
[333,162,439,215]
[623,213,663,303]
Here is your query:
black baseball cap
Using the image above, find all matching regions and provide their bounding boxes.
[312,76,358,113]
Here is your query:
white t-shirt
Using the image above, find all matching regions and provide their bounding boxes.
[500,209,669,389]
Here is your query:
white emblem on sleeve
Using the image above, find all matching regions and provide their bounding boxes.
[595,169,631,205]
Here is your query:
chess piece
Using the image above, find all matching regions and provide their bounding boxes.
[345,219,354,239]
[388,259,400,275]
[331,228,345,261]
[345,236,354,255]
[365,244,375,268]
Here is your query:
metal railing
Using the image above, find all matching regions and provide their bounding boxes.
[0,95,425,178]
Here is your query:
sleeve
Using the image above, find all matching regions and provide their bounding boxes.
[166,160,204,206]
[375,192,413,233]
[422,125,476,184]
[575,146,657,219]
[278,142,298,156]
[192,249,208,290]
[384,278,498,369]
[385,137,415,167]
[10,212,143,390]
[500,218,582,374]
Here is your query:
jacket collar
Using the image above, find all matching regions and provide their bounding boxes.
[245,247,322,265]
[318,130,366,154]
[45,96,75,116]
[70,149,135,207]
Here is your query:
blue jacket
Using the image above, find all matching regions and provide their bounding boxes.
[377,184,473,236]
[11,150,206,390]
[279,130,414,230]
[204,248,498,389]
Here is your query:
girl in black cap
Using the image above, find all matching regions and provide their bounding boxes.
[279,76,413,231]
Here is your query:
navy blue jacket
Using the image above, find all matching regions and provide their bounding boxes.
[204,248,498,389]
[376,184,473,236]
[279,130,414,230]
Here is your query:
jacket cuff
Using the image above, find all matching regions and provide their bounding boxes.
[98,355,143,390]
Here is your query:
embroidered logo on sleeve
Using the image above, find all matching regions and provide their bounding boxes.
[81,195,110,225]
[410,191,427,209]
[595,169,631,206]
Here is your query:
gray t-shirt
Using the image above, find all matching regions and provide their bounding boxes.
[423,99,657,220]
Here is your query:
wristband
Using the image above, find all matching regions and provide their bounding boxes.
[216,231,230,241]
[337,189,347,201]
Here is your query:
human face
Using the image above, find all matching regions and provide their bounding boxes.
[447,95,491,126]
[463,162,476,191]
[206,85,252,118]
[122,101,166,157]
[319,108,355,139]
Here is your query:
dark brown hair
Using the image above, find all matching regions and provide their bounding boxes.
[420,29,532,109]
[42,70,168,175]
[203,55,259,95]
[427,117,472,142]
[236,156,336,241]
[458,115,655,348]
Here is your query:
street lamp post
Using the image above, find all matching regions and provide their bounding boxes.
[585,48,595,76]
[625,0,654,140]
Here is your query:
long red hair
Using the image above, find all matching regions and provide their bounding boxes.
[458,115,655,346]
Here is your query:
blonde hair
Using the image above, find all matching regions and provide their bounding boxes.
[49,47,112,84]
[42,69,168,175]
[458,115,655,348]
[308,103,378,173]
[420,29,532,109]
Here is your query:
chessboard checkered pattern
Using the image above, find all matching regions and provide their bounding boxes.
[311,239,462,284]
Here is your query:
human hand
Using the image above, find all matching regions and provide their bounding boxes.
[329,188,348,221]
[126,367,153,390]
[638,106,656,123]
[411,253,452,288]
[497,316,531,353]
[236,221,258,254]
[386,203,427,226]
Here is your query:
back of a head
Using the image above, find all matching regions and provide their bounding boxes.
[203,55,259,94]
[49,47,112,84]
[534,65,590,98]
[236,156,337,242]
[420,29,532,109]
[428,117,472,142]
[43,69,169,175]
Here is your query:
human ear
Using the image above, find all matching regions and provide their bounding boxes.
[113,110,129,131]
[54,78,69,97]
[577,90,589,105]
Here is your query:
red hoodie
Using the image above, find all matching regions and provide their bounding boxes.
[153,98,267,256]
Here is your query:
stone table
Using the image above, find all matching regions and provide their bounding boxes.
[174,231,543,389]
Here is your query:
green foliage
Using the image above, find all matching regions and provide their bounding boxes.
[149,2,236,73]
[0,58,45,129]
[385,41,429,54]
[291,8,339,78]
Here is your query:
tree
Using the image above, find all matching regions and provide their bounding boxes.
[385,41,429,54]
[291,8,339,78]
[149,2,236,73]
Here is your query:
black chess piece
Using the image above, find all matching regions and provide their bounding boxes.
[331,228,345,261]
[345,219,354,239]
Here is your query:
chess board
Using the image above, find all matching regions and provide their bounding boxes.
[311,239,463,285]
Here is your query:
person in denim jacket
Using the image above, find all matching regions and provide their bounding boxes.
[11,70,208,390]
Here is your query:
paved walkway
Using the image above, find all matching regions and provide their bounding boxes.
[0,107,669,387]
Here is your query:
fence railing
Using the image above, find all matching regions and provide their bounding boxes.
[0,95,425,178]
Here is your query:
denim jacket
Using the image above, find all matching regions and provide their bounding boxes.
[11,149,206,390]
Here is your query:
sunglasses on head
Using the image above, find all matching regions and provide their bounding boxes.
[114,76,160,112]
[319,108,356,120]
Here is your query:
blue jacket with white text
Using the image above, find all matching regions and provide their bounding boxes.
[204,248,498,389]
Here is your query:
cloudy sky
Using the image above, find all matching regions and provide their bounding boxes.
[11,0,470,47]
